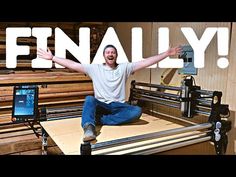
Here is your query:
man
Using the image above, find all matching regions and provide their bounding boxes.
[37,44,181,142]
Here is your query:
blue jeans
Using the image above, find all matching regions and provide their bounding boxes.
[81,96,142,128]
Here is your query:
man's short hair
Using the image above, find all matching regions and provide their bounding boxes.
[103,44,118,56]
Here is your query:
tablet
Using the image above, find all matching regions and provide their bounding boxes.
[12,85,38,119]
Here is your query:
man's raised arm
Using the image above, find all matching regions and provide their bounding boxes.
[133,46,182,72]
[37,48,86,74]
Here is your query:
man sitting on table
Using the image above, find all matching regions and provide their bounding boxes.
[37,44,181,142]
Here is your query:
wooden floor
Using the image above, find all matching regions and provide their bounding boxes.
[40,113,211,155]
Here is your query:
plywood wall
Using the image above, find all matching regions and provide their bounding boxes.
[226,22,236,111]
[225,23,236,154]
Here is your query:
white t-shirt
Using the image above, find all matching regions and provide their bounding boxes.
[82,63,135,104]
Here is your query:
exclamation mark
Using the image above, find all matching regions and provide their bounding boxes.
[217,28,229,68]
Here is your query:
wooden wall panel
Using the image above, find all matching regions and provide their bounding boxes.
[225,23,236,154]
[226,22,236,111]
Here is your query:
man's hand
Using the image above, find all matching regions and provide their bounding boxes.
[167,46,182,56]
[37,48,54,60]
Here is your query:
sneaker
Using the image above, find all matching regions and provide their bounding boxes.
[83,124,96,142]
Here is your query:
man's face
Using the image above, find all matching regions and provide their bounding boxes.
[103,47,117,66]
